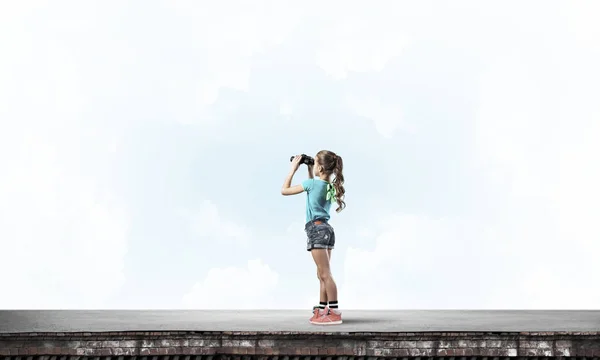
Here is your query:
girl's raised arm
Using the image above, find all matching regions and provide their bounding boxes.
[281,155,306,196]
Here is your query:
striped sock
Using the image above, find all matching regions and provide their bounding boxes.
[328,300,338,309]
[319,301,327,309]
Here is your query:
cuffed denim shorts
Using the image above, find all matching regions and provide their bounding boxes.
[304,219,335,251]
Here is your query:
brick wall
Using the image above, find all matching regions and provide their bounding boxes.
[1,331,599,358]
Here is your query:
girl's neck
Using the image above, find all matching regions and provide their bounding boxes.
[317,175,331,182]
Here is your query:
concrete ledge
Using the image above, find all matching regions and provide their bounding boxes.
[1,311,599,359]
[2,310,600,333]
[1,331,600,358]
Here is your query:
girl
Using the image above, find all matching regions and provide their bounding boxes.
[281,150,346,325]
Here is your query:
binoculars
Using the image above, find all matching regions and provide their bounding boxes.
[290,154,314,166]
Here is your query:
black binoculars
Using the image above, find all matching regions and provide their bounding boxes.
[290,154,314,166]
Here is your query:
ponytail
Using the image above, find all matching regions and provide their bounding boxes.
[332,155,346,213]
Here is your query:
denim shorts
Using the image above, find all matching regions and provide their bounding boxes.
[304,219,335,251]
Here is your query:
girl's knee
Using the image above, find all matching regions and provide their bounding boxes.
[318,269,332,281]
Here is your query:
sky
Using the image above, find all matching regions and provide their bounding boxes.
[0,0,599,310]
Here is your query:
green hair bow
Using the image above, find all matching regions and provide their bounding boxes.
[326,183,336,203]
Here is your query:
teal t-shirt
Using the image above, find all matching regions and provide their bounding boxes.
[301,178,332,223]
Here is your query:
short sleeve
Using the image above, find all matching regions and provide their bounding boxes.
[302,178,314,192]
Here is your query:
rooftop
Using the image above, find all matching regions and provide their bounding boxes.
[2,310,599,333]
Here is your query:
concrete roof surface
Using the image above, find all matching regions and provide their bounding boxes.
[1,310,599,333]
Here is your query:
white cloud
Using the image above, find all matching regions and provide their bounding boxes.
[340,214,485,309]
[340,26,600,309]
[3,0,600,311]
[187,200,252,247]
[562,1,600,53]
[279,100,294,119]
[0,126,129,309]
[164,0,306,123]
[474,54,551,198]
[0,2,129,309]
[314,2,413,80]
[356,226,375,239]
[286,220,304,235]
[337,3,600,309]
[471,26,600,308]
[345,95,414,138]
[182,259,279,309]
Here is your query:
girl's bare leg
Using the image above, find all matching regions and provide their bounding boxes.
[317,249,333,302]
[312,249,337,302]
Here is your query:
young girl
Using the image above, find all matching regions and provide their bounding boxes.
[281,150,346,325]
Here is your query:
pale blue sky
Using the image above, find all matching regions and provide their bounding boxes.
[1,1,599,309]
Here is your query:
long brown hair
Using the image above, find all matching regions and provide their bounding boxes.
[316,150,346,213]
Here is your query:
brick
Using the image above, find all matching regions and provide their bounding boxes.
[188,339,219,347]
[119,340,137,348]
[586,348,595,357]
[410,348,434,356]
[438,340,453,348]
[159,339,188,347]
[416,341,434,348]
[257,340,275,348]
[352,345,366,356]
[201,347,217,355]
[229,347,243,354]
[223,339,255,348]
[486,339,502,347]
[102,341,121,348]
[391,348,409,357]
[392,340,417,348]
[222,340,240,348]
[495,348,514,356]
[334,347,352,356]
[457,340,477,348]
[368,348,391,357]
[191,348,215,355]
[114,347,138,356]
[147,348,161,355]
[535,340,553,349]
[518,348,553,356]
[141,340,157,348]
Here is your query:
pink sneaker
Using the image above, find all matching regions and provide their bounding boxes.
[311,307,342,325]
[309,306,324,323]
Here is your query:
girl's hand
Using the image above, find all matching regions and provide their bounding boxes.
[290,155,302,172]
